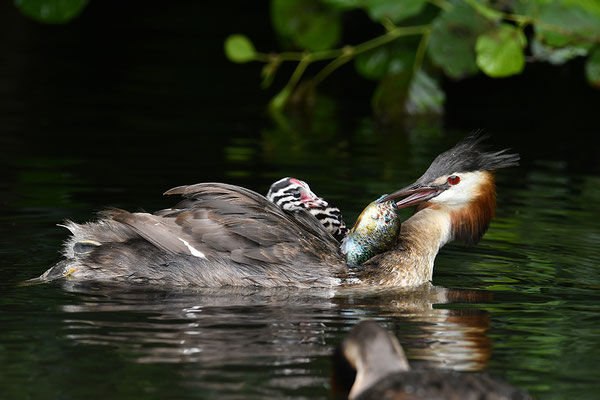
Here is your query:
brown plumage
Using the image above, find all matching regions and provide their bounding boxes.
[27,133,518,288]
[35,183,345,288]
[331,321,531,400]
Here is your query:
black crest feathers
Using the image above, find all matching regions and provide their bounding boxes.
[417,132,519,184]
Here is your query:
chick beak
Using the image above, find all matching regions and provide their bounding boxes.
[300,189,328,208]
[378,183,446,209]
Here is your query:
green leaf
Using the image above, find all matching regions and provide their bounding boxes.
[224,35,257,63]
[271,0,341,51]
[428,2,495,78]
[585,47,600,88]
[363,0,427,23]
[405,70,445,115]
[321,0,360,11]
[14,0,88,24]
[533,0,600,47]
[354,42,415,80]
[355,47,390,80]
[509,0,536,15]
[476,24,527,78]
[562,0,600,17]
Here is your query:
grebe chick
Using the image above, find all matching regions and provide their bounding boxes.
[332,321,531,400]
[27,133,518,288]
[267,177,348,241]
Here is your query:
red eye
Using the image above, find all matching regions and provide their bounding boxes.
[447,175,460,185]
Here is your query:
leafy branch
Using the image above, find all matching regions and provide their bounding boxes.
[225,0,600,115]
[13,0,599,116]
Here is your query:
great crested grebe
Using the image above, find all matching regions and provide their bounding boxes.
[28,133,518,288]
[331,321,530,400]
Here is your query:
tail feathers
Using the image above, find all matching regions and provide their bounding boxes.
[22,215,137,286]
[58,218,139,259]
[19,260,77,286]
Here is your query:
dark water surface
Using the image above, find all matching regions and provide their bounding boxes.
[2,2,600,399]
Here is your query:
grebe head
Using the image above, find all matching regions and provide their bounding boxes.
[332,321,531,400]
[333,321,409,400]
[380,133,519,244]
[267,177,328,210]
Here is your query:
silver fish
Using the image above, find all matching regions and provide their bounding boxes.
[340,195,401,266]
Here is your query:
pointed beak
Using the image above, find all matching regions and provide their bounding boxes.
[300,189,328,208]
[302,197,328,208]
[378,183,446,209]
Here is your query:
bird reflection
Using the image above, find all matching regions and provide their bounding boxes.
[333,285,492,372]
[57,281,492,375]
[60,282,337,365]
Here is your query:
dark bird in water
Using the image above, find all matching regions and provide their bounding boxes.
[331,321,531,400]
[266,177,348,241]
[27,133,518,288]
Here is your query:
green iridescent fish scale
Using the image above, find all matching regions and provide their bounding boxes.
[341,200,401,265]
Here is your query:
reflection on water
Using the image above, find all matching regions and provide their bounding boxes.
[59,284,338,366]
[48,282,495,394]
